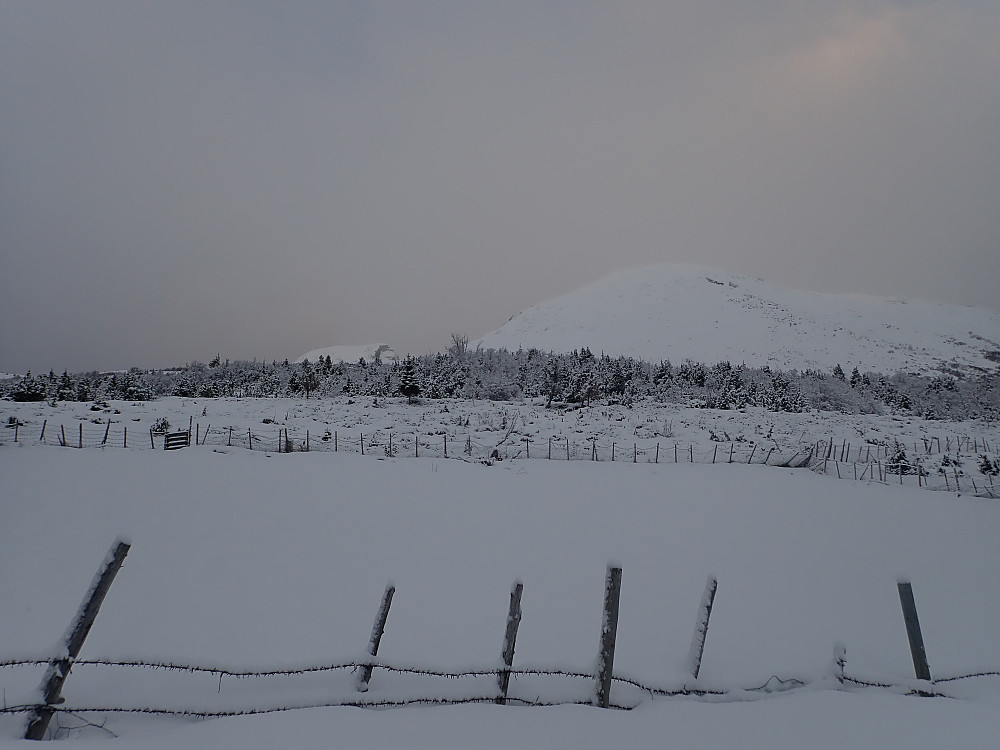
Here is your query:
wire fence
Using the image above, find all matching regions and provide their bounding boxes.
[1,420,996,498]
[3,654,997,723]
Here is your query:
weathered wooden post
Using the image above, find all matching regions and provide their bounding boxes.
[123,425,127,448]
[102,420,111,445]
[40,419,47,442]
[687,575,718,680]
[358,583,395,692]
[25,539,131,740]
[14,420,18,442]
[897,580,931,682]
[595,564,623,708]
[248,429,253,450]
[496,581,524,705]
[149,427,155,449]
[78,423,82,448]
[832,642,847,685]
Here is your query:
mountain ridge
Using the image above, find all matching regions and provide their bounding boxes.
[474,263,1000,376]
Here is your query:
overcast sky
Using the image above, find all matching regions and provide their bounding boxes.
[2,1,998,374]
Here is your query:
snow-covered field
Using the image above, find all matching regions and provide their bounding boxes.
[3,397,1000,748]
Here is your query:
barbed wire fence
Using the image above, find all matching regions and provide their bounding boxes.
[4,549,999,741]
[0,418,996,498]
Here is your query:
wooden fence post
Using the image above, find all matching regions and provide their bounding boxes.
[832,643,847,684]
[443,434,447,457]
[123,426,127,448]
[40,419,47,442]
[25,539,131,740]
[149,428,155,449]
[747,445,756,464]
[548,437,552,460]
[60,425,67,447]
[655,443,659,464]
[358,583,395,692]
[896,580,931,681]
[248,429,253,450]
[102,420,111,445]
[687,575,718,680]
[595,565,623,708]
[567,439,571,461]
[496,581,524,705]
[611,442,615,462]
[78,423,82,448]
[14,421,18,442]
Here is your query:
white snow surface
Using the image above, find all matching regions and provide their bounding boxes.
[474,263,1000,375]
[295,343,398,365]
[2,396,1000,748]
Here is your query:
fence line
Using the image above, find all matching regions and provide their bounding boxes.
[3,654,994,719]
[1,421,996,498]
[4,540,998,738]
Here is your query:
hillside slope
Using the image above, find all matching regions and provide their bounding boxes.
[475,264,1000,375]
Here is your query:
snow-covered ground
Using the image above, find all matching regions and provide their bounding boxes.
[474,263,1000,376]
[3,397,1000,747]
[3,397,997,496]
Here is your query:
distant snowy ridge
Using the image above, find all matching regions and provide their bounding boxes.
[474,263,1000,376]
[295,344,398,365]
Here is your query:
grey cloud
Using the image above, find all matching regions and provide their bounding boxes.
[1,1,997,373]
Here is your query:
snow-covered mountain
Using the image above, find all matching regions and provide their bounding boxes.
[475,263,1000,376]
[295,343,398,365]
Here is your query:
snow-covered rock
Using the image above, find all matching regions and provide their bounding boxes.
[295,343,398,366]
[474,263,1000,375]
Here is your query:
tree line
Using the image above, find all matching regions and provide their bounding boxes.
[3,346,998,421]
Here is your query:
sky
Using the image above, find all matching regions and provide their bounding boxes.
[1,1,998,374]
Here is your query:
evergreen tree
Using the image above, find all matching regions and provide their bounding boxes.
[398,357,421,403]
